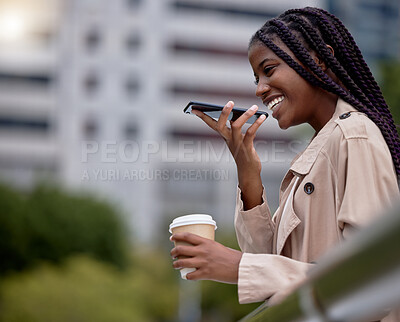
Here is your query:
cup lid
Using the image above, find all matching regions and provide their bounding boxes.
[169,214,217,233]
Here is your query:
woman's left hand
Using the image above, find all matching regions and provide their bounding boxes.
[170,233,243,284]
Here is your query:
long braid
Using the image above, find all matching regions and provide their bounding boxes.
[289,9,379,110]
[279,8,398,130]
[321,9,395,125]
[285,15,377,119]
[300,8,394,125]
[287,17,399,153]
[250,7,400,178]
[269,19,364,108]
[297,8,397,132]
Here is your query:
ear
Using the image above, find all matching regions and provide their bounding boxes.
[326,44,334,56]
[312,45,334,71]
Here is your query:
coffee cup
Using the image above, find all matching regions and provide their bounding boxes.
[169,214,217,279]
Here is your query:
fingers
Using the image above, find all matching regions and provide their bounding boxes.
[185,268,203,280]
[230,105,258,143]
[172,256,202,271]
[243,113,267,145]
[171,246,198,262]
[170,233,206,260]
[170,232,204,245]
[171,242,243,283]
[230,104,257,131]
[192,101,234,140]
[170,245,210,280]
[191,109,216,129]
[215,101,234,133]
[170,243,204,275]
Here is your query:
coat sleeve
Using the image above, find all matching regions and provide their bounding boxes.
[238,253,313,304]
[336,121,400,239]
[234,186,275,253]
[234,186,314,305]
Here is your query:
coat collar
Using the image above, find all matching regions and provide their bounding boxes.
[289,98,357,176]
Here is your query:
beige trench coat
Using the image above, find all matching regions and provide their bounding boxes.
[234,99,400,320]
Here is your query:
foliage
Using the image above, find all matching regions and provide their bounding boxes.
[0,183,129,275]
[0,184,28,273]
[380,60,400,134]
[0,181,260,321]
[0,253,179,322]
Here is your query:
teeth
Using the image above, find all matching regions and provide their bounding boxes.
[267,96,284,110]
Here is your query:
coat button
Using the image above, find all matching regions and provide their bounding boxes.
[304,182,314,195]
[339,112,351,119]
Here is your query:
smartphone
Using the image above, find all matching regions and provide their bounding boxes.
[183,101,268,125]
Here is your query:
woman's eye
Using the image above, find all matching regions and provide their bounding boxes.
[254,66,275,85]
[264,66,275,76]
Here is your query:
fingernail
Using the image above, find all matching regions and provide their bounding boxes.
[260,114,266,121]
[226,101,234,108]
[250,105,258,111]
[169,235,174,241]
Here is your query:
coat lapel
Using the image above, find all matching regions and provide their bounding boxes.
[275,176,301,255]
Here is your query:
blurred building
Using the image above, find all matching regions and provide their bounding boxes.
[327,0,400,75]
[0,0,60,187]
[0,0,322,242]
[56,0,323,242]
[4,0,399,242]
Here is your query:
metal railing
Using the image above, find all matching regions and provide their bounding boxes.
[240,203,400,322]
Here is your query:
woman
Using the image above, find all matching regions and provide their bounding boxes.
[170,7,400,319]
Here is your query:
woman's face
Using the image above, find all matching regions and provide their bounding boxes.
[248,40,335,131]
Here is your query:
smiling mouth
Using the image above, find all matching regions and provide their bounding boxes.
[266,96,284,111]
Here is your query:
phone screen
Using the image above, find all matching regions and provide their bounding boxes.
[183,101,268,125]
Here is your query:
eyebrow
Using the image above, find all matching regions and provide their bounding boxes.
[259,58,276,68]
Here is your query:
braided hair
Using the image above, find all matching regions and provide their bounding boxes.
[250,7,400,179]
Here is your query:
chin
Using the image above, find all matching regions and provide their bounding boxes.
[277,121,290,130]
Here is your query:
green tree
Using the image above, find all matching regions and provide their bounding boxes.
[0,253,179,322]
[0,182,180,321]
[0,184,29,273]
[380,60,400,134]
[0,183,129,275]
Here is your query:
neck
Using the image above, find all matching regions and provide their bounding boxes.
[310,91,338,133]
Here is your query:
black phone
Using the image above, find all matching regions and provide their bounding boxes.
[183,101,268,125]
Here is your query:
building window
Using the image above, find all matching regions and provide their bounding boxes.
[83,72,100,96]
[169,84,255,101]
[123,122,138,139]
[83,118,98,139]
[0,116,49,132]
[126,33,140,54]
[126,0,141,10]
[84,28,102,53]
[171,1,277,19]
[0,72,52,88]
[125,75,139,97]
[170,41,248,58]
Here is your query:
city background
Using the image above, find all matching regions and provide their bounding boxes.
[0,0,399,321]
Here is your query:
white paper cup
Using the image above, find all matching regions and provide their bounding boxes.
[169,214,217,279]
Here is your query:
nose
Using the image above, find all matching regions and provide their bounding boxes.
[255,79,271,98]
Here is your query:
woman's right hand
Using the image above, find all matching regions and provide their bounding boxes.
[192,101,266,209]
